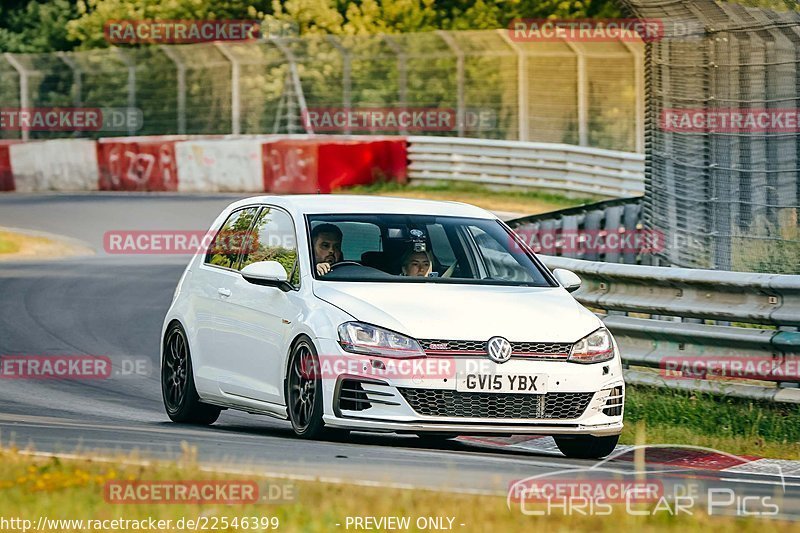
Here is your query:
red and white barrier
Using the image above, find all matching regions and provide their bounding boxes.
[0,135,410,193]
[9,139,99,192]
[176,138,266,192]
[0,140,19,191]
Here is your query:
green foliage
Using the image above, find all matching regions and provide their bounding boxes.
[0,0,80,52]
[624,385,800,455]
[2,0,623,52]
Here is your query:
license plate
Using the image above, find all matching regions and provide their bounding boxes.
[456,374,547,394]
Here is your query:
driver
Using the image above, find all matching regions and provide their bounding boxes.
[311,223,343,276]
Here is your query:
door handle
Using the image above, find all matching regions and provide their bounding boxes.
[217,288,232,298]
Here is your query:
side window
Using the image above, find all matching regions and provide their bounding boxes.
[467,226,535,282]
[339,222,381,260]
[205,207,259,270]
[240,207,300,286]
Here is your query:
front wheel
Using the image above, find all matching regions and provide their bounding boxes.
[553,434,619,459]
[286,337,326,439]
[161,323,221,425]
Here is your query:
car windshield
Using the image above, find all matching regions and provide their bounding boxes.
[307,214,554,287]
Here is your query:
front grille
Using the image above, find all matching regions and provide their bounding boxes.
[419,339,486,352]
[398,388,594,420]
[418,339,572,359]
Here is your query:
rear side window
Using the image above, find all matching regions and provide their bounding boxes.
[309,220,382,260]
[204,207,259,270]
[240,207,300,287]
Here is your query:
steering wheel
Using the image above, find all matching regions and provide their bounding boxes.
[329,261,363,270]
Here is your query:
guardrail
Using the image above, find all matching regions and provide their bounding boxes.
[407,136,645,198]
[538,254,800,404]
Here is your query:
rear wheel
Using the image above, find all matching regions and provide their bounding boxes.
[286,337,326,439]
[161,322,221,425]
[554,435,619,459]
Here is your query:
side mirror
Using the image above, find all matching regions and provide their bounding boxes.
[552,268,581,293]
[241,261,292,292]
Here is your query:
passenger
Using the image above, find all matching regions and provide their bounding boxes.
[311,223,343,276]
[400,249,433,277]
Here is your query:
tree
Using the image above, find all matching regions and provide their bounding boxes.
[0,0,80,53]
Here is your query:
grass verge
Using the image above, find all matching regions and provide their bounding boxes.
[0,447,796,532]
[336,181,595,216]
[0,231,22,254]
[0,228,93,260]
[622,385,800,459]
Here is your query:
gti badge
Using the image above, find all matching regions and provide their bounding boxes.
[486,336,512,363]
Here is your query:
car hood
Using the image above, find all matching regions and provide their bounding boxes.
[313,282,602,342]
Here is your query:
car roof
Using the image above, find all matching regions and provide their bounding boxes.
[226,194,496,219]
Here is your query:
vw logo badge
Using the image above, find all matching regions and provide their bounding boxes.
[486,336,512,364]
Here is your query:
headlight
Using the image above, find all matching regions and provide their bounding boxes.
[569,328,615,364]
[338,322,425,358]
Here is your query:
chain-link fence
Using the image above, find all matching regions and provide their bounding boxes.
[0,29,644,152]
[619,0,800,274]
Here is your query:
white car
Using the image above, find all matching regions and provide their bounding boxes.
[161,195,624,458]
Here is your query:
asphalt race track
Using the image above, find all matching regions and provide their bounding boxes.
[1,193,799,518]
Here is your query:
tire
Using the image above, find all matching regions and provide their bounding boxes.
[286,336,326,439]
[161,322,221,425]
[554,435,619,459]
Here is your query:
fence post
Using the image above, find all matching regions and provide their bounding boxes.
[382,35,408,134]
[215,43,241,135]
[623,41,645,154]
[160,46,187,135]
[327,36,351,135]
[437,31,465,137]
[56,52,83,138]
[115,48,137,136]
[564,40,588,147]
[56,52,82,108]
[498,29,528,141]
[3,53,30,141]
[271,37,313,134]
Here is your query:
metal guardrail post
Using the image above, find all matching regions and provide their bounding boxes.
[622,41,645,154]
[327,36,351,135]
[437,31,465,137]
[383,35,408,135]
[56,52,83,138]
[160,46,187,135]
[214,43,241,136]
[115,48,137,136]
[271,37,313,135]
[497,30,528,142]
[3,53,30,141]
[56,52,82,108]
[564,40,588,147]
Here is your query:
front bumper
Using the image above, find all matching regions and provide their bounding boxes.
[315,338,625,437]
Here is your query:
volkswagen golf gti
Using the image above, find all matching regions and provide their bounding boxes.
[161,195,624,458]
